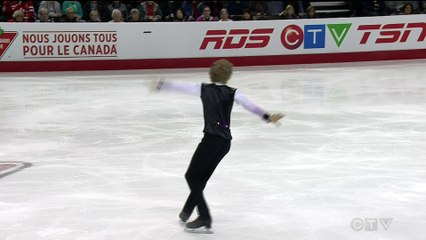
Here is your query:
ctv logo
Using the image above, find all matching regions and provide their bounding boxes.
[357,22,425,44]
[199,28,274,50]
[281,23,351,50]
[0,27,18,60]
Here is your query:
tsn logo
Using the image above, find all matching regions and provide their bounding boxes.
[357,22,425,44]
[199,28,274,50]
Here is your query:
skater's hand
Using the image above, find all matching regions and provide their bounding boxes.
[269,113,285,126]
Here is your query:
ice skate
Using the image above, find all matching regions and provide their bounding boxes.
[184,217,213,234]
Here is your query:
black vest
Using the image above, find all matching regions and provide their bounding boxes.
[201,83,236,140]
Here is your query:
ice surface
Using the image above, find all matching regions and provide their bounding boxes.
[0,60,425,240]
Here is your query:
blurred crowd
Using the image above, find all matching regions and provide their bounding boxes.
[1,1,425,23]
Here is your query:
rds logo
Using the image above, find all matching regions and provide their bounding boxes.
[281,23,351,50]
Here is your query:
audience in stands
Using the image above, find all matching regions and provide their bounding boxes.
[128,8,141,22]
[401,2,414,14]
[279,4,298,19]
[88,10,101,22]
[182,1,202,21]
[226,1,248,17]
[107,1,127,21]
[219,8,231,21]
[306,5,317,18]
[241,8,253,20]
[109,8,123,22]
[0,1,425,23]
[197,5,216,21]
[161,1,179,21]
[38,1,61,21]
[83,1,107,22]
[62,6,82,22]
[62,1,83,19]
[361,0,390,16]
[36,7,51,22]
[139,1,162,22]
[4,1,35,22]
[173,8,188,22]
[9,9,25,22]
[267,0,284,18]
[251,1,268,20]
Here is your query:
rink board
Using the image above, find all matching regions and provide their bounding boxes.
[0,15,425,72]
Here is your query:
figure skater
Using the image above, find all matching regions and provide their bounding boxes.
[150,59,284,232]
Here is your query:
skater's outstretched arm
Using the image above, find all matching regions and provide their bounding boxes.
[150,79,201,96]
[234,90,285,125]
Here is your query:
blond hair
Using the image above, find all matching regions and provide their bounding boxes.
[209,59,233,83]
[13,10,25,18]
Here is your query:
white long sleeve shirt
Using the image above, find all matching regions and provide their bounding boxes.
[159,81,268,120]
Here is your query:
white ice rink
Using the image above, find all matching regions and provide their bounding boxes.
[1,60,425,240]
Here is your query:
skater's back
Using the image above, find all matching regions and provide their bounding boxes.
[201,83,236,140]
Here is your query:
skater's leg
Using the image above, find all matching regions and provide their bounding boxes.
[185,168,211,220]
[182,135,231,224]
[201,140,231,185]
[194,140,230,220]
[182,193,195,215]
[183,135,225,220]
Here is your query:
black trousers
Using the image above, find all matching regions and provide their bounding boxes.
[182,133,231,220]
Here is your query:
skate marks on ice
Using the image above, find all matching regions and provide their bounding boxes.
[0,161,32,179]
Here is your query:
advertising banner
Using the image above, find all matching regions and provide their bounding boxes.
[0,15,425,71]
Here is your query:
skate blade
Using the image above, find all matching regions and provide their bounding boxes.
[178,220,186,227]
[184,227,213,234]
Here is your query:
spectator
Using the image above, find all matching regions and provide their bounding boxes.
[3,1,35,22]
[250,1,268,20]
[109,8,123,22]
[88,10,100,22]
[241,8,253,20]
[36,8,51,22]
[139,1,162,22]
[306,5,317,18]
[161,1,180,21]
[384,1,420,14]
[62,1,83,19]
[62,6,83,22]
[205,1,222,17]
[226,1,248,17]
[9,9,25,22]
[279,4,298,19]
[128,8,141,22]
[173,8,188,22]
[267,0,284,18]
[196,5,216,21]
[401,3,414,14]
[107,1,128,21]
[361,0,389,16]
[83,1,107,22]
[219,8,232,21]
[182,1,203,21]
[38,1,61,21]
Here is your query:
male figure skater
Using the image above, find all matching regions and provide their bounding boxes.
[151,59,284,232]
